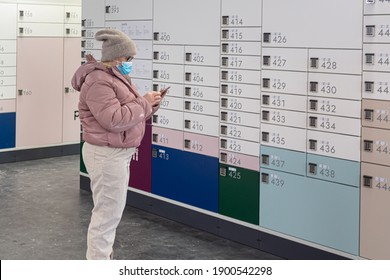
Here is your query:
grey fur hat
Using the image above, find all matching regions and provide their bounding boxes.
[95,29,137,62]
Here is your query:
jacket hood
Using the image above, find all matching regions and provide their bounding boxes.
[71,61,108,91]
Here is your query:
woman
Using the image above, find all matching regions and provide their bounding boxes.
[72,29,162,259]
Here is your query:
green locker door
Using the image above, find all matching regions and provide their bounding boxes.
[219,164,259,225]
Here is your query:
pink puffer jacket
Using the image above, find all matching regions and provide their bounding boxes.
[72,60,156,148]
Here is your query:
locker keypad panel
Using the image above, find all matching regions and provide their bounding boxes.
[76,0,390,259]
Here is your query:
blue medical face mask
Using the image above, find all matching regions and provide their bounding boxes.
[117,61,133,76]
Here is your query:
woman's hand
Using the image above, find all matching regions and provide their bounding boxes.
[143,91,161,107]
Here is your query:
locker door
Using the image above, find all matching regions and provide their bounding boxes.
[16,38,63,147]
[153,0,221,46]
[152,145,218,212]
[260,169,359,255]
[262,0,362,49]
[0,112,16,149]
[82,0,105,28]
[63,37,81,143]
[360,162,390,259]
[219,164,259,225]
[105,0,153,21]
[129,124,152,192]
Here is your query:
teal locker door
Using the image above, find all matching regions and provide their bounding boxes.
[260,169,359,255]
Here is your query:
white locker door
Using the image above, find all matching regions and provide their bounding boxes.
[262,0,363,49]
[82,0,105,28]
[105,0,153,20]
[221,0,263,27]
[153,0,220,45]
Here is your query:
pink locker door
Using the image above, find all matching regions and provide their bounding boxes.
[63,37,81,143]
[16,38,64,147]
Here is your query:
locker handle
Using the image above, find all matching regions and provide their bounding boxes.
[309,139,317,150]
[220,139,227,149]
[185,87,191,96]
[261,173,269,183]
[184,139,191,149]
[366,25,375,37]
[185,53,192,62]
[220,125,227,135]
[220,152,227,163]
[364,109,374,121]
[222,16,229,25]
[262,78,270,88]
[261,155,269,165]
[105,6,111,13]
[365,53,375,65]
[308,163,317,175]
[263,33,271,43]
[65,87,70,94]
[362,175,373,188]
[364,81,374,93]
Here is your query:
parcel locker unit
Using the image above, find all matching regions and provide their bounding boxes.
[219,164,259,225]
[260,168,359,255]
[152,145,218,212]
[74,0,390,260]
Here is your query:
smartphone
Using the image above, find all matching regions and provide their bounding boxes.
[160,86,171,97]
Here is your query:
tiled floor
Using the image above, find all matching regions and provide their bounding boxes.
[0,155,281,260]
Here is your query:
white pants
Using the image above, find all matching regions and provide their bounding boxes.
[82,142,136,260]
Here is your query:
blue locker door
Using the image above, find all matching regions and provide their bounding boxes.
[0,112,16,149]
[152,145,218,212]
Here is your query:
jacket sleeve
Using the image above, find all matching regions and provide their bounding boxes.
[85,79,153,133]
[145,103,160,120]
